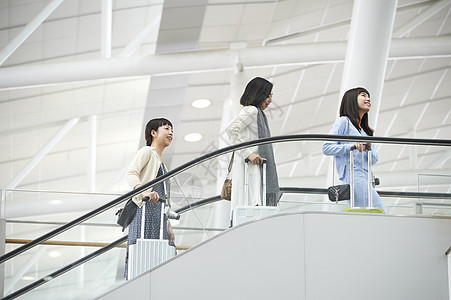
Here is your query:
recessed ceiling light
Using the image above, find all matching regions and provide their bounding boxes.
[191,98,211,109]
[22,276,35,281]
[50,200,62,205]
[49,251,61,258]
[184,133,202,142]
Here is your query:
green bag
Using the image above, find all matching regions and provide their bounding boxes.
[342,207,385,214]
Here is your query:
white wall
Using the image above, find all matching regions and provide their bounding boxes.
[98,212,451,300]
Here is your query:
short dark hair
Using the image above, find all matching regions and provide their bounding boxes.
[145,118,173,146]
[339,87,374,136]
[240,77,273,107]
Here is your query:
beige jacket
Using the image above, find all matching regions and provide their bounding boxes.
[125,146,164,208]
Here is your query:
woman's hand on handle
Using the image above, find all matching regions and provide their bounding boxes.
[353,142,371,152]
[134,184,160,203]
[142,190,160,203]
[247,153,263,164]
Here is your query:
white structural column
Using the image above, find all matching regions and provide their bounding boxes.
[87,115,97,192]
[340,0,398,129]
[448,247,451,300]
[101,0,112,59]
[213,66,247,226]
[0,0,65,66]
[0,195,4,297]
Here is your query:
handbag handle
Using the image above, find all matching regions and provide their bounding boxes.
[227,152,235,173]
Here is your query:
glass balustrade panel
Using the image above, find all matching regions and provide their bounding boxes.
[2,139,451,299]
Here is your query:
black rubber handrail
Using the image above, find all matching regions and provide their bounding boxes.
[1,235,128,300]
[1,134,450,264]
[280,187,451,199]
[1,195,220,300]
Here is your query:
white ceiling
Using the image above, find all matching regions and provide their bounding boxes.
[1,0,451,297]
[0,0,450,205]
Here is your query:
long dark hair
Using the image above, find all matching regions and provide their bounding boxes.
[240,77,273,108]
[145,118,173,146]
[339,87,374,136]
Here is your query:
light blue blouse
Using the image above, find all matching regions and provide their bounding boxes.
[322,117,378,182]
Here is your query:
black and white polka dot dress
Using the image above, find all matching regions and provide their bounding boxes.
[124,164,171,278]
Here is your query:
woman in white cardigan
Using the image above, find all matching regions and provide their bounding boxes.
[123,118,175,279]
[226,77,281,214]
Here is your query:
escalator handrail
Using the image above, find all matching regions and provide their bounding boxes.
[1,195,221,300]
[3,187,451,300]
[280,187,451,199]
[1,134,450,264]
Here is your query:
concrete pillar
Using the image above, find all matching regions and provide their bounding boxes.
[101,0,112,59]
[0,189,5,297]
[340,0,398,129]
[213,65,247,227]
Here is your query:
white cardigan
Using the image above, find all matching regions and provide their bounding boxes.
[226,105,263,211]
[125,146,163,208]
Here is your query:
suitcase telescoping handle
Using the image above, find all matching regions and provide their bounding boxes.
[367,147,373,207]
[349,147,355,207]
[349,144,373,208]
[244,158,267,206]
[140,197,166,240]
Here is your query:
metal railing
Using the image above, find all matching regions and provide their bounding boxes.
[1,134,450,299]
[2,134,450,264]
[3,187,451,299]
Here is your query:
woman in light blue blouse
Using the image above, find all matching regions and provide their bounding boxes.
[322,87,385,211]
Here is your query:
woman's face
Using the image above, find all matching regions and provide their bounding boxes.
[260,91,273,110]
[357,91,371,114]
[152,124,173,147]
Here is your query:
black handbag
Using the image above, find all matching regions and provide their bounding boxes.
[116,198,138,231]
[327,184,350,202]
[327,118,351,203]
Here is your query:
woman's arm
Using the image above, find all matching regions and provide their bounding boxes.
[322,118,354,156]
[226,106,258,159]
[125,147,151,188]
[125,147,159,201]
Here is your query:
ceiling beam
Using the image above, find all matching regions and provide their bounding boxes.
[263,0,436,45]
[0,36,450,90]
[394,0,451,38]
[0,0,65,66]
[119,14,162,57]
[6,118,80,191]
[263,19,350,45]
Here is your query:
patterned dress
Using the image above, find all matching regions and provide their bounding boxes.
[124,164,171,279]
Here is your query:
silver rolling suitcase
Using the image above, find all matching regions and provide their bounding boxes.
[231,158,279,226]
[343,145,384,214]
[128,199,176,279]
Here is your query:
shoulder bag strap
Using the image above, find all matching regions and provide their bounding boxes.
[227,152,235,174]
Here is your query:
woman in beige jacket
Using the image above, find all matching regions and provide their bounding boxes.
[124,118,175,279]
